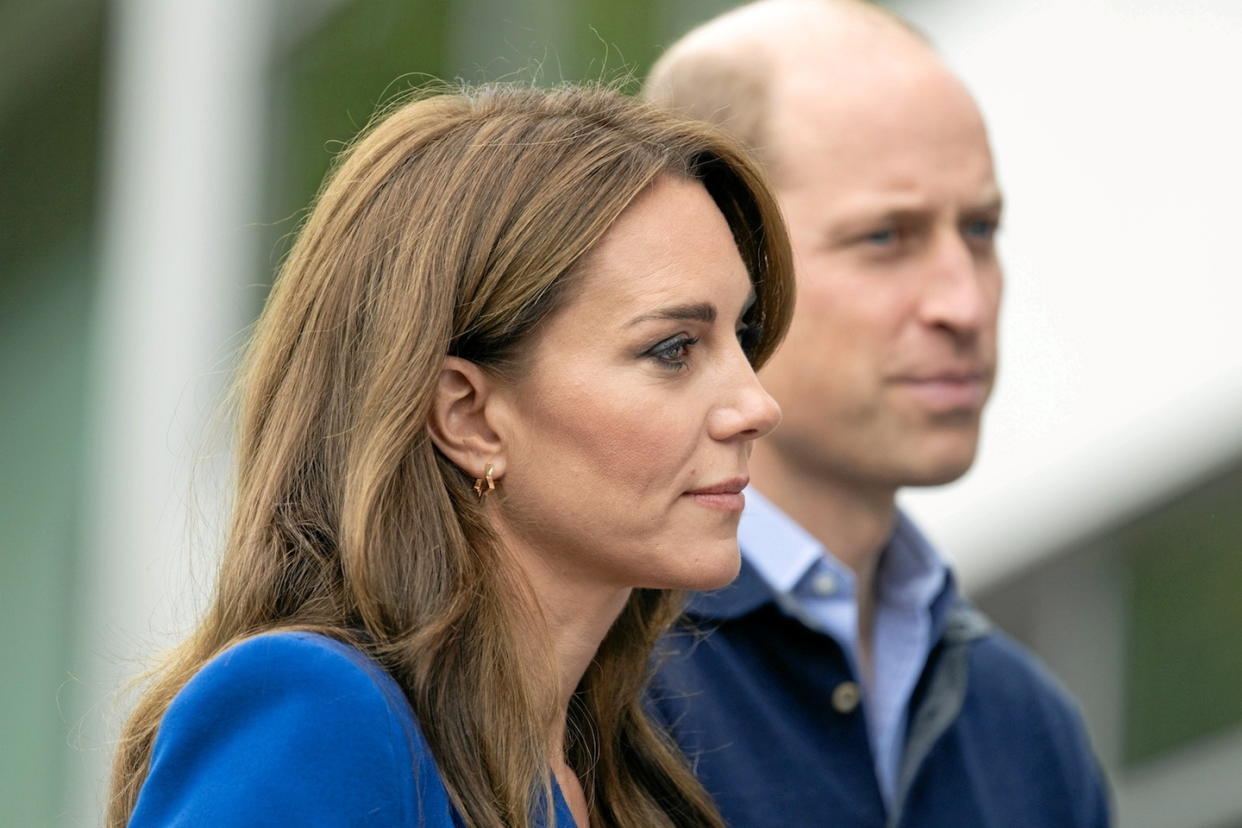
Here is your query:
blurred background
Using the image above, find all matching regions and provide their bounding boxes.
[2,0,1240,825]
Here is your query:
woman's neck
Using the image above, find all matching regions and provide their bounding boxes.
[539,573,632,757]
[493,525,632,755]
[506,540,628,828]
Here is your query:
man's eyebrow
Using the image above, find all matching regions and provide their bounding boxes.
[627,302,717,326]
[967,195,1005,214]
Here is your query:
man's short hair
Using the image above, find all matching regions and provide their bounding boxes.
[644,0,929,175]
[645,37,777,167]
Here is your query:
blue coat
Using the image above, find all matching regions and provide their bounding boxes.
[130,632,576,827]
[651,560,1112,828]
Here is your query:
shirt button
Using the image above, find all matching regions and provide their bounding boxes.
[810,572,837,596]
[832,681,861,714]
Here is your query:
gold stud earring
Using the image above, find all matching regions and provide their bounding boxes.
[473,463,495,499]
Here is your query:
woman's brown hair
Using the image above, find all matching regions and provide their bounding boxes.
[107,83,794,827]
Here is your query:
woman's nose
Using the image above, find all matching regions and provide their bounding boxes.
[708,359,782,442]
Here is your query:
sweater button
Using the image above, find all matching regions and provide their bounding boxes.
[832,681,861,714]
[810,572,838,596]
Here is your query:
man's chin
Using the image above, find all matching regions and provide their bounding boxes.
[900,451,978,487]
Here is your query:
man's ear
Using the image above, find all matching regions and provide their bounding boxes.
[427,356,506,482]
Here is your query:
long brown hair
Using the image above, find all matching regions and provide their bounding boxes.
[108,83,794,828]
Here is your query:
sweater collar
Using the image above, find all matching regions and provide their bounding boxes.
[685,552,989,646]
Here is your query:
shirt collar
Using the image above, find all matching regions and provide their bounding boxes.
[736,487,829,594]
[878,509,948,610]
[688,488,953,627]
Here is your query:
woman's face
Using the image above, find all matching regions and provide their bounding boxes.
[490,176,781,594]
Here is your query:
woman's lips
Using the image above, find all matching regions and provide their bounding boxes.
[686,491,746,511]
[684,478,748,512]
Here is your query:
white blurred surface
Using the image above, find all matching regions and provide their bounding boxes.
[67,0,273,821]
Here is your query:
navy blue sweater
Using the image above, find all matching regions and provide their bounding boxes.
[652,560,1111,827]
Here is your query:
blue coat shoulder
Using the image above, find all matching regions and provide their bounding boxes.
[130,631,460,827]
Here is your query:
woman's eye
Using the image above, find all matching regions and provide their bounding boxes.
[646,335,698,370]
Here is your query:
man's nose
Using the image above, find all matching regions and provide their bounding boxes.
[918,229,996,335]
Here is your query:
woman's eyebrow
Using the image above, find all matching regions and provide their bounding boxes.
[627,302,717,326]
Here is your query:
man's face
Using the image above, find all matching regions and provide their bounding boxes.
[758,57,1003,491]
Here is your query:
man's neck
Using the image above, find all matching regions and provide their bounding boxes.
[749,443,899,683]
[750,444,898,573]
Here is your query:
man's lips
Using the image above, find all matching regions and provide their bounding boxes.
[684,477,749,512]
[890,372,990,411]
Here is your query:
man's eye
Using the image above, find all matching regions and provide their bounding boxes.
[963,218,999,242]
[863,228,898,246]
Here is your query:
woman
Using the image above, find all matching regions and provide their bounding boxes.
[108,84,793,827]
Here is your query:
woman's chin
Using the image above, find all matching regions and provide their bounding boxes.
[677,543,743,593]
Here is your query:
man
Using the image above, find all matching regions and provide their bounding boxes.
[644,1,1111,826]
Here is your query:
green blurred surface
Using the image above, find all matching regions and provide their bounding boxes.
[1123,466,1242,766]
[269,0,682,259]
[0,5,103,824]
[274,0,453,236]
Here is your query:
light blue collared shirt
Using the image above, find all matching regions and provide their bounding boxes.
[737,488,948,810]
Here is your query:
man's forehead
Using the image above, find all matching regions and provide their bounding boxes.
[774,142,1001,214]
[766,56,992,179]
[771,39,966,124]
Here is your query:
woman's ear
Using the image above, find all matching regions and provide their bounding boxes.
[427,356,506,481]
